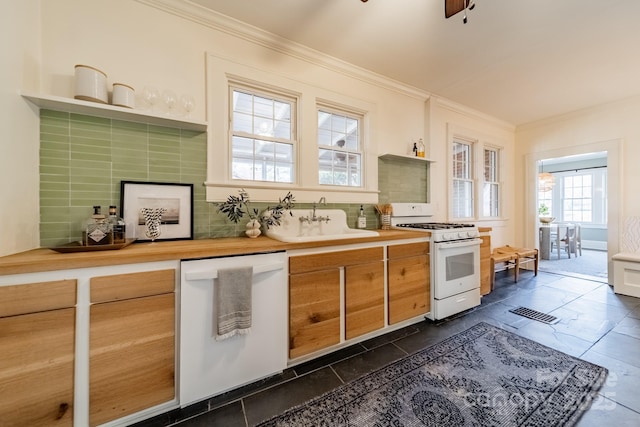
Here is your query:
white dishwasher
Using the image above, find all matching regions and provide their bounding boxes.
[179,251,288,407]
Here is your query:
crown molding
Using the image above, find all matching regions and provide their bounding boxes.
[135,0,429,101]
[433,96,515,131]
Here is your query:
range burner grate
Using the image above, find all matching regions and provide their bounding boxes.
[509,306,559,324]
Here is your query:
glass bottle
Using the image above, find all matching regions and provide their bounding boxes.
[417,138,426,158]
[108,205,127,243]
[83,205,113,246]
[357,205,367,229]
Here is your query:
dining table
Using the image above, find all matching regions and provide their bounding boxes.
[539,223,576,260]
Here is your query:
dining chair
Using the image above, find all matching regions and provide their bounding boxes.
[574,224,582,256]
[553,223,575,259]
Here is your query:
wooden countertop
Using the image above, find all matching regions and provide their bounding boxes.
[0,229,430,276]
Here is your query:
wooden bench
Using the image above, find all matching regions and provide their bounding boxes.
[490,246,539,291]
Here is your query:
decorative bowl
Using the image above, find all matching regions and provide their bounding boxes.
[539,216,555,224]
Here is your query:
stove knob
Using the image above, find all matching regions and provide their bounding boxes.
[459,232,466,239]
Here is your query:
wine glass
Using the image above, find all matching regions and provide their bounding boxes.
[162,90,177,116]
[142,86,159,112]
[180,94,196,118]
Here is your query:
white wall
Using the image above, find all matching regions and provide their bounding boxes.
[0,0,41,256]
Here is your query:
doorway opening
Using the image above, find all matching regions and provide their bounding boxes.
[536,152,608,282]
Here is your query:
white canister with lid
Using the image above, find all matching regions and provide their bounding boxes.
[112,83,135,108]
[74,64,108,104]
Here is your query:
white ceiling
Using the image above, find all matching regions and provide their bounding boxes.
[186,0,640,126]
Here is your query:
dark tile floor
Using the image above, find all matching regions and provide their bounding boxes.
[134,270,640,427]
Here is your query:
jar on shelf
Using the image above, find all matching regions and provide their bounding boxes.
[74,64,108,104]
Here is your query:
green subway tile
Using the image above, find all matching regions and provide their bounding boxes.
[40,151,70,164]
[40,190,70,201]
[40,206,71,223]
[40,174,70,185]
[112,120,148,132]
[70,150,112,163]
[112,172,149,183]
[148,172,181,183]
[41,109,70,120]
[148,125,180,136]
[70,113,111,126]
[40,181,69,192]
[40,194,70,207]
[69,135,112,150]
[40,164,70,175]
[41,124,70,137]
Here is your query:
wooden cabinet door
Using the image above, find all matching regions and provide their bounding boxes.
[89,293,175,426]
[388,254,429,324]
[289,269,340,359]
[480,235,492,295]
[345,261,384,340]
[0,308,75,427]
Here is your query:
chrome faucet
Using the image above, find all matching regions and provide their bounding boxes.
[312,197,327,220]
[299,197,330,223]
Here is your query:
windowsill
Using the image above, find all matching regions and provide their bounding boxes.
[204,182,380,204]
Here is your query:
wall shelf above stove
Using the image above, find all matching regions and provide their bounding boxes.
[379,153,435,163]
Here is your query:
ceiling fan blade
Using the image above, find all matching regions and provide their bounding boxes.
[445,0,467,18]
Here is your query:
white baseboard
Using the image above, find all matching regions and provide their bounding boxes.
[583,240,607,251]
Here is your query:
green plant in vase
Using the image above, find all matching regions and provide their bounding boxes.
[538,203,554,223]
[216,189,295,237]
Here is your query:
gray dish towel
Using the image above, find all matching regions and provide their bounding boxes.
[214,266,253,340]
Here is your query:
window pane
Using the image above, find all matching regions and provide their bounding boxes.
[233,112,252,133]
[452,180,473,218]
[317,108,362,187]
[561,173,592,223]
[230,88,295,183]
[452,140,473,218]
[233,91,252,114]
[483,183,498,217]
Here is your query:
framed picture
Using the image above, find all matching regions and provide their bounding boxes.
[120,181,194,241]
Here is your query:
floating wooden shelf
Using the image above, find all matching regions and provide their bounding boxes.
[22,92,208,132]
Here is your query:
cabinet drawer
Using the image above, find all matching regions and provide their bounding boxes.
[90,269,175,303]
[0,279,76,317]
[388,242,429,260]
[289,247,383,274]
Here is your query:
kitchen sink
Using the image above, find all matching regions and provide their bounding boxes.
[265,209,379,242]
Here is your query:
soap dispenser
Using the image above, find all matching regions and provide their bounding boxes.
[357,205,367,229]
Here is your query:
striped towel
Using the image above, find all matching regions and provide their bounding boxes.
[214,266,253,340]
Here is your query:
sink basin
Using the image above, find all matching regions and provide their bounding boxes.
[265,209,379,242]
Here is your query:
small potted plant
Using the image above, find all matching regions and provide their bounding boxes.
[538,203,555,224]
[216,189,295,237]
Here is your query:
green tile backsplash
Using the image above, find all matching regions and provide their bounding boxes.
[39,110,427,247]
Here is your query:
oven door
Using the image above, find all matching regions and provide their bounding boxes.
[433,238,481,299]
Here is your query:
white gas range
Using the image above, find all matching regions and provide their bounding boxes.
[390,203,482,320]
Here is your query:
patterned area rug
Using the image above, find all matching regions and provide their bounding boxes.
[258,322,608,427]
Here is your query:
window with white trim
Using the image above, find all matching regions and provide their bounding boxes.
[563,174,593,222]
[450,136,502,220]
[483,147,500,217]
[230,86,296,183]
[452,140,474,218]
[317,107,363,187]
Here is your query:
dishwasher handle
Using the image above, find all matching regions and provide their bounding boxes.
[185,262,284,281]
